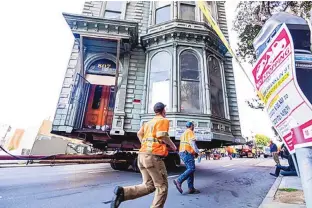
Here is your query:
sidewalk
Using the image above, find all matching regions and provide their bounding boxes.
[259,176,306,208]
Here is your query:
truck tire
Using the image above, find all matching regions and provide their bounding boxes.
[132,157,140,173]
[110,162,129,171]
[165,153,180,170]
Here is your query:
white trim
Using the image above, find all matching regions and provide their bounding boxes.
[101,1,126,20]
[178,48,204,113]
[207,55,227,119]
[147,50,173,113]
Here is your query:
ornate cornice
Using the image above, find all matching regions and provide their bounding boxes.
[62,13,138,48]
[141,20,228,56]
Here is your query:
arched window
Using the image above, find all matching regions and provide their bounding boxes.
[208,56,225,118]
[87,59,116,75]
[180,51,201,113]
[155,1,171,24]
[148,51,171,113]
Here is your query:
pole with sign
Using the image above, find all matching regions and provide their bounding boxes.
[251,12,312,206]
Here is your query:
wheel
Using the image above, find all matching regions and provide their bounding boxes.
[110,162,129,171]
[264,155,268,158]
[165,153,180,170]
[132,157,140,173]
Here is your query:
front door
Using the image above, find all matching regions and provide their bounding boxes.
[84,85,115,130]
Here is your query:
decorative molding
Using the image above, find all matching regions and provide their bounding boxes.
[141,19,228,56]
[63,13,138,48]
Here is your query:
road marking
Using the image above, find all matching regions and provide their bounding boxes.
[227,169,235,172]
[223,164,233,167]
[167,175,179,179]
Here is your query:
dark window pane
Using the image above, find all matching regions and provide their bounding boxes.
[209,56,225,118]
[155,6,171,24]
[180,4,195,21]
[92,86,103,109]
[181,51,199,80]
[108,87,115,109]
[106,1,123,11]
[148,52,171,113]
[104,11,121,19]
[180,81,200,113]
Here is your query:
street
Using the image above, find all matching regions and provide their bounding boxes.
[0,157,278,208]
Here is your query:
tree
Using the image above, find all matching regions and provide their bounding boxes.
[233,1,312,64]
[255,134,271,146]
[233,1,312,110]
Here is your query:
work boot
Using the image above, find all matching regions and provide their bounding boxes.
[188,188,200,194]
[269,173,278,177]
[111,186,124,208]
[173,180,183,194]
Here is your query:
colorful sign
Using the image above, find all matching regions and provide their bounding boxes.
[251,24,312,153]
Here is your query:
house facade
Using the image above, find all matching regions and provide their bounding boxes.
[52,1,244,150]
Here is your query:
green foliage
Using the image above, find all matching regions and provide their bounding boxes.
[255,134,270,146]
[234,1,312,110]
[233,1,312,64]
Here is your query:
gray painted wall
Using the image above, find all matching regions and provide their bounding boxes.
[53,1,242,138]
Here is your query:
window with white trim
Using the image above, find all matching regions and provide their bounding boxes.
[179,1,196,21]
[148,51,171,113]
[104,1,123,19]
[208,56,225,118]
[155,1,171,24]
[180,51,201,113]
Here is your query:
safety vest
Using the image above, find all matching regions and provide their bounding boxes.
[179,129,196,155]
[139,116,169,157]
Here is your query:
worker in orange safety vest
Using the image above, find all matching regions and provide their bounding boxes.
[173,121,202,194]
[111,102,177,208]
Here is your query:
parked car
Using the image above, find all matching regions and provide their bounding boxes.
[263,146,272,158]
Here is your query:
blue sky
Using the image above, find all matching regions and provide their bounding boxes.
[0,1,275,145]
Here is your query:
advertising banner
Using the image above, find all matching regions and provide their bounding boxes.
[175,127,212,142]
[251,23,312,153]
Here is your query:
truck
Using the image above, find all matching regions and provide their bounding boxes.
[51,1,244,171]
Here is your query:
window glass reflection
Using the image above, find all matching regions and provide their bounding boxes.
[180,51,201,113]
[148,52,171,113]
[208,56,225,118]
[156,6,171,24]
[180,4,195,21]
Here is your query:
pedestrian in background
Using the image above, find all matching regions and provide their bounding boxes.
[173,121,201,195]
[269,140,280,166]
[111,102,177,208]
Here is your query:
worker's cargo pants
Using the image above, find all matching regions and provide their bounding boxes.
[177,151,195,189]
[273,152,280,165]
[123,154,168,208]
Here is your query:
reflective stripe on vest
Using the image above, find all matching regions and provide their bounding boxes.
[139,116,169,157]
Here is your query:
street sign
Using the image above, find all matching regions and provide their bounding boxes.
[251,23,312,153]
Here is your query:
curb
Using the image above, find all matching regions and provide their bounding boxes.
[259,176,283,208]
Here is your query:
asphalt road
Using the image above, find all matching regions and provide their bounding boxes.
[0,157,279,208]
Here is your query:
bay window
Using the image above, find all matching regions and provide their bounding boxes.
[180,51,201,113]
[179,1,196,21]
[155,1,171,24]
[208,56,225,118]
[148,51,171,113]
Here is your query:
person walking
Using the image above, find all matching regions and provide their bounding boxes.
[269,140,280,166]
[110,102,177,208]
[173,121,201,195]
